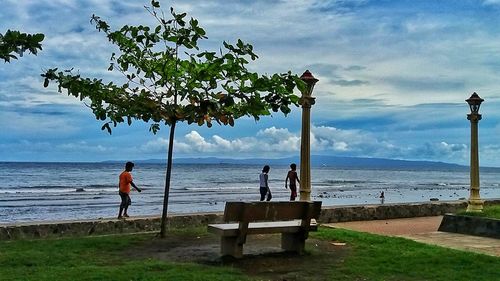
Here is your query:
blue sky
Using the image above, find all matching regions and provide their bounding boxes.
[1,0,500,166]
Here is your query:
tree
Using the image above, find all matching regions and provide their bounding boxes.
[0,30,44,62]
[42,1,305,237]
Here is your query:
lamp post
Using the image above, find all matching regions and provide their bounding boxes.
[466,92,484,212]
[299,70,318,201]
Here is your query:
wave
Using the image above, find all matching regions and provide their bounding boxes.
[416,182,465,187]
[182,186,255,191]
[0,188,118,194]
[85,184,115,188]
[192,179,257,185]
[321,179,382,184]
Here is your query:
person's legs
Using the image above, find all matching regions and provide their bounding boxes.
[123,194,131,217]
[119,192,129,218]
[266,191,272,201]
[260,186,267,201]
[118,206,124,219]
[290,185,296,201]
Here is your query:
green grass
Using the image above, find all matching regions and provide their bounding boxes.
[313,228,500,281]
[457,204,500,219]
[1,227,499,281]
[0,233,249,281]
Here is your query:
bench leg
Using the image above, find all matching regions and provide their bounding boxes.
[221,236,243,258]
[281,233,305,254]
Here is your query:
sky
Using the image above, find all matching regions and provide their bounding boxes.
[1,0,500,166]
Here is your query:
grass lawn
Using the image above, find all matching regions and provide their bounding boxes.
[0,226,498,281]
[0,234,248,281]
[313,228,499,281]
[457,204,500,219]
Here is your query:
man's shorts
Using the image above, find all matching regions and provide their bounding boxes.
[119,191,131,208]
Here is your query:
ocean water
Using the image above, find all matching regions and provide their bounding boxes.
[1,162,500,223]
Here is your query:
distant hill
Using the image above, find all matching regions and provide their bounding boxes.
[124,155,480,171]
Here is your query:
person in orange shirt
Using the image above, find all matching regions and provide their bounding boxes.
[118,161,142,219]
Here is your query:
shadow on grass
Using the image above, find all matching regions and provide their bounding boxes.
[124,228,350,281]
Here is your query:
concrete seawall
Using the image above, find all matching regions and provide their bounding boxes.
[1,199,499,240]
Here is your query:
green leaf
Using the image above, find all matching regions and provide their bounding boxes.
[101,123,112,134]
[0,30,44,62]
[294,76,307,93]
[32,33,45,42]
[236,39,244,49]
[151,0,160,8]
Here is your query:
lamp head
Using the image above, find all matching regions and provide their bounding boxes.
[300,70,319,96]
[466,92,484,114]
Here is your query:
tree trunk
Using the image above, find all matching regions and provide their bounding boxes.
[160,121,176,238]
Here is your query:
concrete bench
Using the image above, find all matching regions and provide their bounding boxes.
[208,201,322,258]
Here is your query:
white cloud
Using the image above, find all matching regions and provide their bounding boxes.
[57,141,108,153]
[134,126,471,164]
[137,125,388,157]
[311,125,381,153]
[483,0,500,5]
[184,131,216,152]
[140,137,169,153]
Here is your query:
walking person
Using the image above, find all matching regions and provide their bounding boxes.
[118,161,142,219]
[259,165,272,201]
[285,163,300,201]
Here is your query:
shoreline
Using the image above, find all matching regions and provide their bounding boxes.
[2,196,500,225]
[3,197,500,226]
[2,199,500,240]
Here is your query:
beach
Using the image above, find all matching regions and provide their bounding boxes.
[1,162,500,223]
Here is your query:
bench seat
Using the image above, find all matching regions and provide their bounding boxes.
[208,219,318,236]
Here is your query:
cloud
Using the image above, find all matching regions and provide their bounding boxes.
[57,141,108,153]
[344,65,366,71]
[132,125,473,165]
[384,77,466,92]
[0,140,111,161]
[3,0,500,166]
[139,137,169,153]
[0,107,80,137]
[483,0,500,5]
[137,127,301,156]
[401,142,468,163]
[184,131,217,152]
[331,79,369,87]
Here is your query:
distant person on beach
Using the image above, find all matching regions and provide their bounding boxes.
[285,163,300,201]
[260,165,272,201]
[379,191,385,204]
[118,161,142,219]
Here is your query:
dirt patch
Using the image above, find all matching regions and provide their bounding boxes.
[126,233,350,281]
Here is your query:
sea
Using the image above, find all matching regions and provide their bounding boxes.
[1,162,500,224]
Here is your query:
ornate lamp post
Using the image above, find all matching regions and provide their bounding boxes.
[466,92,484,212]
[299,70,318,201]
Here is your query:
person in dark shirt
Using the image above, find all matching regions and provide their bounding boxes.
[285,163,300,201]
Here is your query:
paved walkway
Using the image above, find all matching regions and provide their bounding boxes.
[324,216,500,257]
